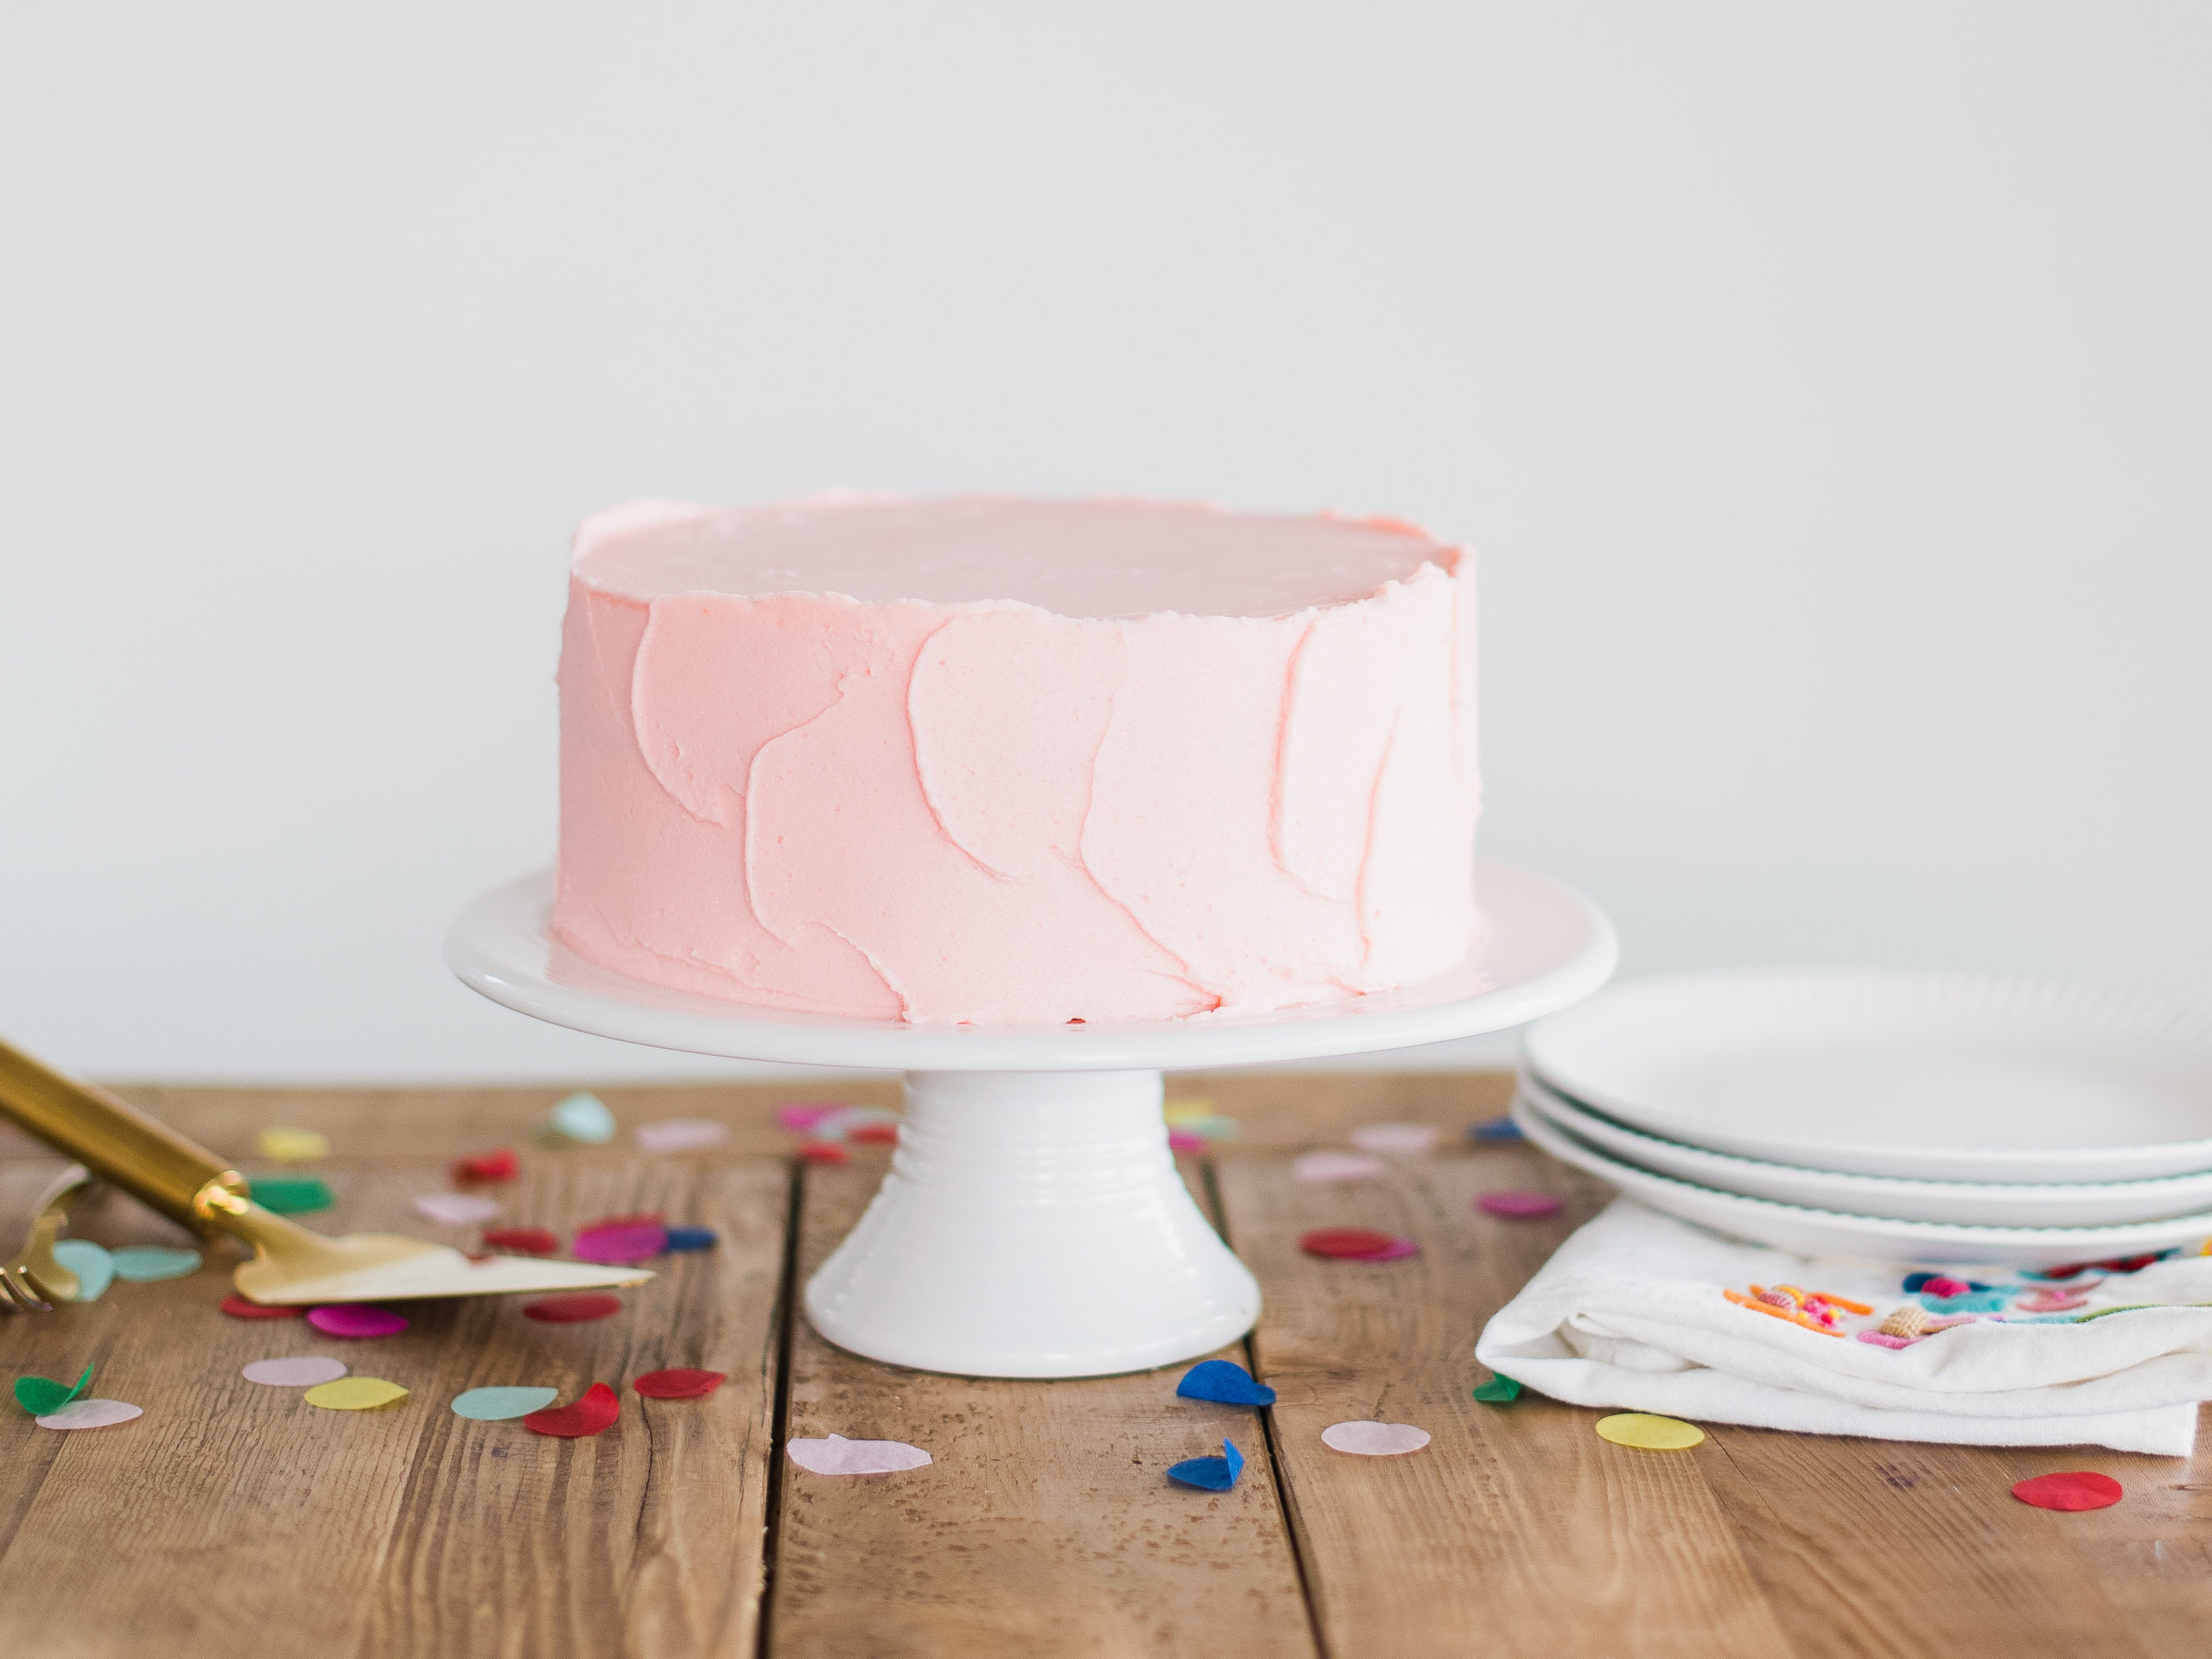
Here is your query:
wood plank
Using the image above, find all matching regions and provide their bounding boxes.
[768,1147,1319,1659]
[0,1150,787,1659]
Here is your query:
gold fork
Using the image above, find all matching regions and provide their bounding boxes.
[0,1164,98,1313]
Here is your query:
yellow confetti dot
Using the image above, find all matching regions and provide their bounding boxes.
[1595,1413,1705,1451]
[1163,1097,1217,1125]
[303,1376,409,1412]
[258,1126,331,1163]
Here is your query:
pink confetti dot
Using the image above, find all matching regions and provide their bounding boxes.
[1477,1189,1561,1219]
[307,1304,409,1338]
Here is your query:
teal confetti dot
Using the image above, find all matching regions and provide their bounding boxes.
[51,1240,115,1302]
[547,1092,616,1145]
[107,1246,202,1282]
[452,1386,561,1421]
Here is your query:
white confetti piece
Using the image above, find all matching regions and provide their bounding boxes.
[634,1118,729,1153]
[1349,1122,1440,1155]
[787,1433,932,1475]
[413,1192,504,1227]
[242,1357,350,1388]
[37,1399,143,1431]
[1321,1421,1432,1456]
[1293,1150,1387,1184]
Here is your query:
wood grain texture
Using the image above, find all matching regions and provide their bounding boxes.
[768,1148,1318,1659]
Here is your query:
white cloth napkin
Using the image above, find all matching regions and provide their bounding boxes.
[1476,1198,2212,1454]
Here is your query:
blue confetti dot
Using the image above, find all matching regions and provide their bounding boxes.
[1468,1115,1522,1142]
[1166,1440,1245,1491]
[1175,1359,1275,1407]
[664,1226,718,1252]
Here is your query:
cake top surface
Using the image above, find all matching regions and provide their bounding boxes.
[572,495,1455,621]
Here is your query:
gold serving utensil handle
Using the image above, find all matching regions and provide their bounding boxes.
[0,1038,249,1236]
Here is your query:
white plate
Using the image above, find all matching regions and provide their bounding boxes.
[1510,1095,2212,1268]
[1516,1071,2212,1228]
[1521,970,2212,1182]
[446,861,1616,1071]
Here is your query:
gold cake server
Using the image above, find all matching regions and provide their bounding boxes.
[0,1037,651,1304]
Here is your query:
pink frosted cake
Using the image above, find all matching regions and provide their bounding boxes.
[555,496,1479,1025]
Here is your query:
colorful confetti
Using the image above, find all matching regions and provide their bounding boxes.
[108,1246,202,1281]
[452,1386,559,1421]
[633,1368,728,1400]
[307,1304,408,1338]
[1350,1122,1439,1155]
[546,1092,616,1144]
[1292,1150,1386,1184]
[51,1239,114,1301]
[1321,1421,1431,1456]
[847,1122,899,1146]
[787,1433,932,1474]
[1472,1373,1522,1403]
[482,1227,560,1255]
[523,1382,620,1438]
[1596,1413,1706,1451]
[798,1141,850,1166]
[257,1127,330,1163]
[303,1376,409,1411]
[222,1294,304,1319]
[36,1399,141,1431]
[242,1357,349,1388]
[572,1222,668,1264]
[450,1147,519,1184]
[778,1102,848,1133]
[15,1364,92,1415]
[1176,1359,1276,1407]
[634,1118,728,1153]
[250,1175,334,1215]
[664,1226,717,1253]
[1167,1440,1245,1491]
[1468,1114,1522,1142]
[1167,1128,1207,1154]
[2012,1471,2124,1512]
[1162,1097,1217,1125]
[1351,1236,1421,1262]
[523,1294,624,1324]
[1477,1190,1561,1219]
[1300,1227,1399,1259]
[413,1192,504,1227]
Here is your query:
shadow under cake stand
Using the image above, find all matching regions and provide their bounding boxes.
[446,861,1616,1378]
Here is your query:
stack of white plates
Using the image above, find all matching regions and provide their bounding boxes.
[1514,971,2212,1268]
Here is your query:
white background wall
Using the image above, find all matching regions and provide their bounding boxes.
[3,4,2207,1083]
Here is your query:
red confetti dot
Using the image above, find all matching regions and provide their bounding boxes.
[482,1226,561,1255]
[1477,1190,1562,1219]
[2012,1471,2124,1512]
[221,1294,304,1319]
[522,1382,621,1438]
[1301,1227,1398,1259]
[1349,1236,1420,1262]
[848,1122,899,1146]
[633,1368,728,1400]
[523,1294,626,1324]
[450,1147,519,1184]
[798,1141,850,1165]
[1167,1128,1207,1154]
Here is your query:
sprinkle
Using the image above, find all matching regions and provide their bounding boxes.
[798,1141,849,1165]
[1596,1413,1706,1451]
[303,1376,409,1411]
[633,1368,727,1400]
[1293,1150,1387,1184]
[249,1174,334,1215]
[1167,1440,1245,1491]
[1723,1288,1844,1337]
[51,1239,114,1301]
[634,1119,728,1153]
[787,1433,931,1474]
[1300,1227,1398,1259]
[1175,1359,1276,1407]
[1472,1374,1522,1402]
[452,1386,559,1421]
[523,1382,621,1437]
[664,1226,718,1252]
[222,1294,303,1319]
[307,1304,408,1338]
[242,1357,349,1387]
[573,1222,668,1264]
[481,1227,560,1255]
[14,1364,93,1416]
[848,1122,899,1146]
[450,1147,519,1184]
[414,1192,504,1227]
[777,1102,846,1133]
[545,1092,616,1145]
[2012,1471,2124,1512]
[107,1246,202,1282]
[1350,1122,1439,1155]
[1477,1190,1561,1219]
[1321,1421,1431,1456]
[1168,1128,1207,1154]
[35,1399,141,1430]
[1469,1115,1522,1142]
[257,1127,330,1163]
[1162,1097,1217,1126]
[524,1294,624,1324]
[1857,1331,1916,1349]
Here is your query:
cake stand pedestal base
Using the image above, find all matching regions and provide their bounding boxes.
[804,1070,1257,1378]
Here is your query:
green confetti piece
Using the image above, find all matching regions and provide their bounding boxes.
[51,1239,114,1302]
[14,1363,93,1416]
[1472,1373,1522,1403]
[250,1175,334,1215]
[546,1091,616,1145]
[451,1386,560,1421]
[107,1246,203,1282]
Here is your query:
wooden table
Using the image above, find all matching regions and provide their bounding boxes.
[3,1072,2207,1658]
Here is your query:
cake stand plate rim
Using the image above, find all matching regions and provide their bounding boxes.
[443,861,1618,1071]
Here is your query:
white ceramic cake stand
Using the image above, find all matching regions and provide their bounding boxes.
[446,861,1615,1378]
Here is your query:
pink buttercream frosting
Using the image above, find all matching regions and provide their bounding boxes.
[554,495,1479,1025]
